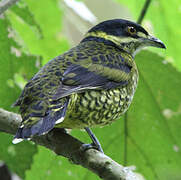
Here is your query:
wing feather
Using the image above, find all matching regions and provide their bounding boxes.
[53,57,132,99]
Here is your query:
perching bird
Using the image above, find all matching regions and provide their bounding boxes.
[12,19,165,152]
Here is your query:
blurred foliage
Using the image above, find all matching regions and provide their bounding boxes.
[7,0,69,64]
[0,0,180,180]
[10,2,42,36]
[0,17,38,178]
[0,17,39,110]
[0,133,37,178]
[25,146,87,180]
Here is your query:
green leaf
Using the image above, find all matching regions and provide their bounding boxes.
[0,17,39,110]
[7,0,70,64]
[0,17,38,178]
[9,1,42,37]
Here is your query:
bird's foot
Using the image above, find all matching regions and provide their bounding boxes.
[83,127,104,153]
[80,142,104,153]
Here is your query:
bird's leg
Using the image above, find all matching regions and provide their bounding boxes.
[81,127,104,153]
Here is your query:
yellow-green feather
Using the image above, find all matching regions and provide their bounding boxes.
[14,39,138,137]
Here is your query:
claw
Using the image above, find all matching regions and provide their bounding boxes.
[81,127,104,153]
[80,143,104,153]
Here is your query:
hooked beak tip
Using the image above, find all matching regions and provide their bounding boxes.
[148,35,166,49]
[161,42,166,49]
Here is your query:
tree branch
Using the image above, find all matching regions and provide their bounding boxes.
[0,0,19,15]
[0,108,142,180]
[0,161,11,180]
[137,0,152,24]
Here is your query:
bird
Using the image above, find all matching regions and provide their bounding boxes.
[12,19,166,152]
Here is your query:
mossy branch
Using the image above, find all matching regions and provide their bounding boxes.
[0,108,142,180]
[0,0,19,15]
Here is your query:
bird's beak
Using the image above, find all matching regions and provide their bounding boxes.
[141,35,166,49]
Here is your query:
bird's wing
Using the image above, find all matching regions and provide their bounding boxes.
[53,54,132,100]
[13,46,133,141]
[13,78,69,142]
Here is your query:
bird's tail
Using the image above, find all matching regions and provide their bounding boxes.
[13,99,69,144]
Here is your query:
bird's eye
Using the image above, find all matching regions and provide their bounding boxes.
[127,26,137,35]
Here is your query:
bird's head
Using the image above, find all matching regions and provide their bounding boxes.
[84,19,166,56]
